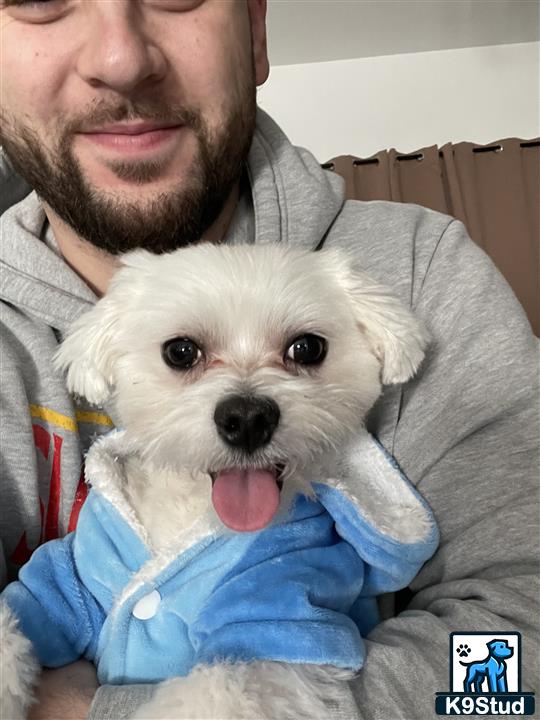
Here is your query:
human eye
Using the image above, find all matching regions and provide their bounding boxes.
[143,0,205,11]
[1,0,67,23]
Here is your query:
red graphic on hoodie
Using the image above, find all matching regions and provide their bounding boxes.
[10,425,88,566]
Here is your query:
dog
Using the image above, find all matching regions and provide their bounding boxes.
[461,640,514,693]
[1,242,438,720]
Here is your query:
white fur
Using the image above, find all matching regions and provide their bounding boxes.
[55,244,428,478]
[132,662,354,720]
[10,243,430,718]
[0,604,39,720]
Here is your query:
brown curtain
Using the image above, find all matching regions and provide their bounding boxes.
[324,138,540,336]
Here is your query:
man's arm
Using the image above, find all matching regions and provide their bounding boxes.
[28,662,98,720]
[347,219,539,717]
[0,329,150,720]
[87,686,156,720]
[1,533,103,720]
[0,337,100,720]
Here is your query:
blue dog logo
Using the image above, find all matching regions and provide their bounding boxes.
[435,632,535,715]
[460,639,514,693]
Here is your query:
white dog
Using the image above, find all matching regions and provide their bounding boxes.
[1,243,437,720]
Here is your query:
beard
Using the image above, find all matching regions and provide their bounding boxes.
[0,68,256,255]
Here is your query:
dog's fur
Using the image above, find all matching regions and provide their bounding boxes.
[1,243,429,719]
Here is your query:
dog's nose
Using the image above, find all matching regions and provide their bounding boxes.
[214,395,280,453]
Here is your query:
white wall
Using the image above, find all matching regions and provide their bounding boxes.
[256,42,540,162]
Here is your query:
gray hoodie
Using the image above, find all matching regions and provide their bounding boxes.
[1,108,538,719]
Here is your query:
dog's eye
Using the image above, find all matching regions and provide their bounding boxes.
[162,338,202,370]
[285,334,327,365]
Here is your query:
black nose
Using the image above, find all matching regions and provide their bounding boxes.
[214,395,280,453]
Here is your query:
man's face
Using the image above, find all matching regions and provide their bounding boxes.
[0,0,269,253]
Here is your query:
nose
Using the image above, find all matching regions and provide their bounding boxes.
[214,396,280,454]
[76,3,167,94]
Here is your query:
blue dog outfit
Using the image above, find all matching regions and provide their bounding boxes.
[2,430,438,684]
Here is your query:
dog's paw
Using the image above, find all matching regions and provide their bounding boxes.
[0,604,39,720]
[456,643,472,658]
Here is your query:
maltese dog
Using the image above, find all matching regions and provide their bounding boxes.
[1,242,438,720]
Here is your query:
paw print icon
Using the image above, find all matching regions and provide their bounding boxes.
[456,644,471,658]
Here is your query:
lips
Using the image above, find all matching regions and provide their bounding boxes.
[78,123,184,153]
[82,122,182,135]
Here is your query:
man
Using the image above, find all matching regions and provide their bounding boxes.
[0,1,537,719]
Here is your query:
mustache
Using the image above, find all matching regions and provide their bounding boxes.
[65,99,202,135]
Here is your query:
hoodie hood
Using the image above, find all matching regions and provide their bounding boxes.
[0,108,345,333]
[245,107,345,247]
[0,191,97,332]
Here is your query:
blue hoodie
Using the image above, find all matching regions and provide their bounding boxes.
[1,429,438,685]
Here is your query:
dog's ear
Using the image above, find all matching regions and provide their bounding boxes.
[54,250,161,405]
[322,248,431,385]
[54,293,122,406]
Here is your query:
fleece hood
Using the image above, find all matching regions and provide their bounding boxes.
[0,108,345,334]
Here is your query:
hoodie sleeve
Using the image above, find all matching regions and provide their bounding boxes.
[346,219,539,718]
[87,684,157,720]
[1,533,105,667]
[312,434,439,599]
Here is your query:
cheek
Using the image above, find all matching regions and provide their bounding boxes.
[113,351,218,436]
[114,356,244,466]
[276,343,382,438]
[0,22,48,110]
[326,349,382,413]
[0,25,71,129]
[114,351,184,420]
[162,6,251,125]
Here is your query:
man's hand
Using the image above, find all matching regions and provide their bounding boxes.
[28,661,97,720]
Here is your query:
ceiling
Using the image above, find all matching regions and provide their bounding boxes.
[266,0,540,66]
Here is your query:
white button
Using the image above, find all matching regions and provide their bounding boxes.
[132,589,161,620]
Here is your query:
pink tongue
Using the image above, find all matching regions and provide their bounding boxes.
[211,467,280,532]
